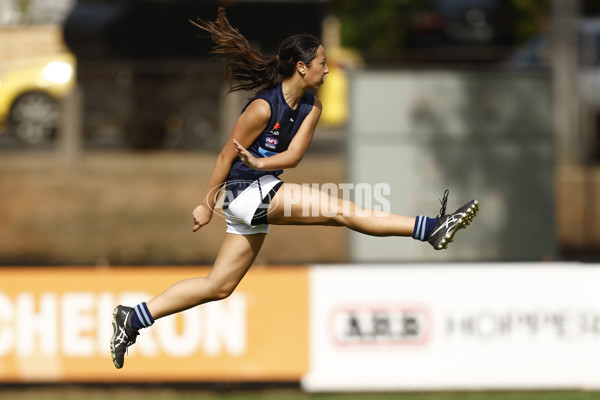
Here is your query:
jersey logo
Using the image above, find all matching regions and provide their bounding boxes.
[265,137,278,149]
[269,121,280,136]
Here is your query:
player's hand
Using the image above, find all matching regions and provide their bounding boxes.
[192,204,213,232]
[232,139,261,170]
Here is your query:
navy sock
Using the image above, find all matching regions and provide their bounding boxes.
[412,216,438,241]
[130,302,154,331]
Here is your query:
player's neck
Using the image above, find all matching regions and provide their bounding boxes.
[281,79,305,110]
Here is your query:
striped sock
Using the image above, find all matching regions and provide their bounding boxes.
[412,216,437,241]
[130,302,154,330]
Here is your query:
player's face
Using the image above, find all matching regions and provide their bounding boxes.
[305,45,328,89]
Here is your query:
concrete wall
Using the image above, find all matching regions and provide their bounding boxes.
[347,70,555,262]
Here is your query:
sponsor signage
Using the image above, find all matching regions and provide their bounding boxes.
[303,264,600,392]
[4,263,600,389]
[329,303,430,346]
[0,266,308,382]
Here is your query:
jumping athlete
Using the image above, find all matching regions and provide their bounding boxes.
[110,7,479,369]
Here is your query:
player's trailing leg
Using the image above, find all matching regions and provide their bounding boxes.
[413,190,479,250]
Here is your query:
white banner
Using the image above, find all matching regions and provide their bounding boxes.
[302,264,600,391]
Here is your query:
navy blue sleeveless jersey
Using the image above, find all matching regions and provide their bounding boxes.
[226,82,315,185]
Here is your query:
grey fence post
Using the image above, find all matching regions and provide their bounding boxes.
[58,85,83,164]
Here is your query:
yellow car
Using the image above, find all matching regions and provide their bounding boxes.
[0,52,75,144]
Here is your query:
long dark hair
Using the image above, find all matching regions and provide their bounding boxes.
[190,7,322,93]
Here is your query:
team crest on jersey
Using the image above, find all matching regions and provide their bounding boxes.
[269,121,281,136]
[265,137,278,149]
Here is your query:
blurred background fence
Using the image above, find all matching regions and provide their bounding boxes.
[77,59,224,151]
[1,0,600,264]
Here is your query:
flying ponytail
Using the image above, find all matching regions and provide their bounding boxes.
[190,7,321,93]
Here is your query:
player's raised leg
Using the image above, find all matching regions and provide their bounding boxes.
[267,184,478,249]
[267,182,416,236]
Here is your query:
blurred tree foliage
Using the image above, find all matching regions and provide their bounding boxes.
[327,0,429,52]
[508,0,549,44]
[328,0,600,59]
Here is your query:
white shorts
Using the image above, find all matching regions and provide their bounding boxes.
[224,175,283,235]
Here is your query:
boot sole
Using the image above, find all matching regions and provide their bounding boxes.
[110,306,123,369]
[436,200,479,250]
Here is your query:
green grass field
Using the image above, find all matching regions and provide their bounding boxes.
[2,388,600,400]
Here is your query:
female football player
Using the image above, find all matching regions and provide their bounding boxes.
[111,7,478,369]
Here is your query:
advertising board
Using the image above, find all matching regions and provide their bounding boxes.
[303,264,600,391]
[0,266,308,382]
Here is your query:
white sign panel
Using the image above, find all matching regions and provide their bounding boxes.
[302,264,600,391]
